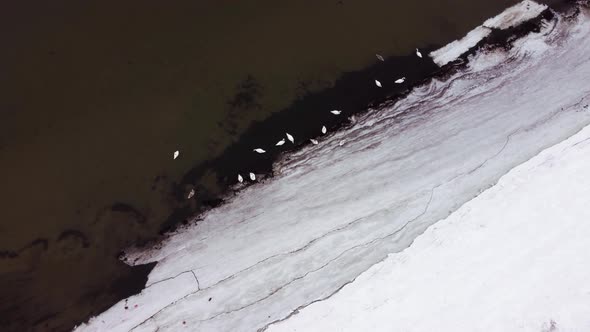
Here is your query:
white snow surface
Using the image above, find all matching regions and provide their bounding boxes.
[429,26,492,67]
[270,115,590,332]
[76,3,590,332]
[429,0,547,66]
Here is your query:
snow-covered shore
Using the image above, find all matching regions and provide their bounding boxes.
[75,2,590,331]
[430,0,547,66]
[270,109,590,332]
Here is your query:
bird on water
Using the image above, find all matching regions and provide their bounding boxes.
[286,133,295,144]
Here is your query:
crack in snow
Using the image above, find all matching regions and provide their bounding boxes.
[127,270,200,332]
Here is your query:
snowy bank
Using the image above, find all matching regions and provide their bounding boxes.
[75,2,590,332]
[270,118,590,332]
[429,0,547,66]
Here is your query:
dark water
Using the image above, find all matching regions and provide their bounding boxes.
[1,0,556,330]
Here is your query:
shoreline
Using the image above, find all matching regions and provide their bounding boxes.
[152,1,562,244]
[3,1,579,331]
[76,0,590,330]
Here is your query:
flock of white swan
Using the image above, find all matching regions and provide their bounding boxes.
[174,48,424,195]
